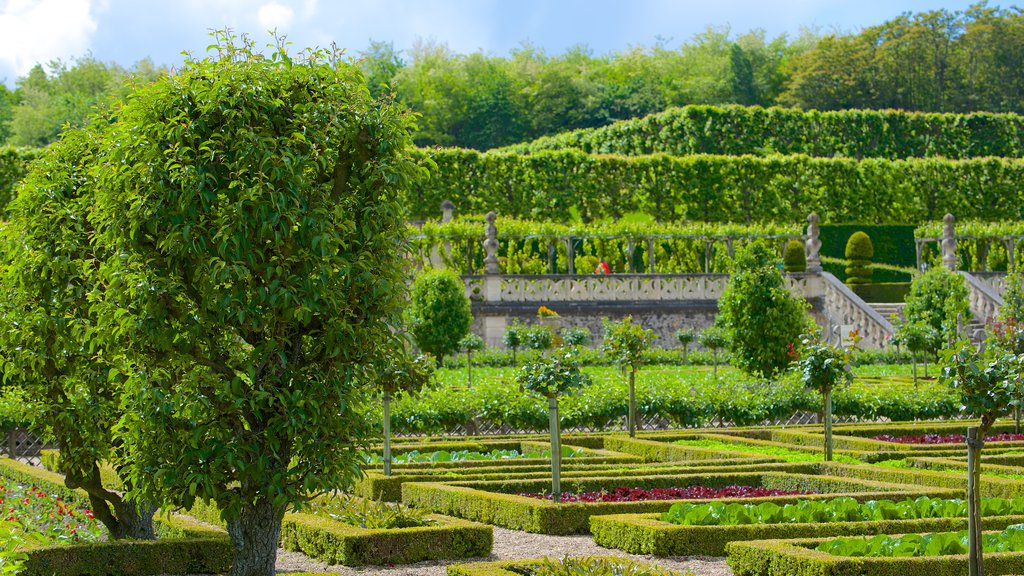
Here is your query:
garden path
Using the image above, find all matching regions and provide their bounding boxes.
[273,526,732,575]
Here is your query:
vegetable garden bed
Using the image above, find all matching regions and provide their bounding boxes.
[401,471,960,535]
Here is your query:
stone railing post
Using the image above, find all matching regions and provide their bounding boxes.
[805,213,822,273]
[942,213,958,271]
[440,199,455,224]
[481,211,505,346]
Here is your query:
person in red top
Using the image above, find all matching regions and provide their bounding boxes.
[595,260,610,275]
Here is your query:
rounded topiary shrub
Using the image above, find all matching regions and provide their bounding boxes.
[783,239,806,273]
[845,231,874,285]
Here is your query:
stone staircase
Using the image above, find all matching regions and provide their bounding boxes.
[869,303,905,323]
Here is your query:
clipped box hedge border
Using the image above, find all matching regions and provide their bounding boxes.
[725,534,1024,576]
[446,556,688,576]
[402,471,960,535]
[280,511,492,567]
[0,458,231,576]
[590,511,1024,557]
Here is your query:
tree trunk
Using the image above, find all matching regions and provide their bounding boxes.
[712,351,718,378]
[967,426,984,576]
[383,392,392,477]
[823,387,833,462]
[467,350,473,388]
[511,347,517,366]
[227,497,286,576]
[628,369,637,438]
[66,464,156,540]
[911,353,918,387]
[548,396,561,503]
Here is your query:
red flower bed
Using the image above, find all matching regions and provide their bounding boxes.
[874,433,1024,444]
[518,485,814,503]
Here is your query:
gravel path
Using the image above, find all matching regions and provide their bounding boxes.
[274,527,732,575]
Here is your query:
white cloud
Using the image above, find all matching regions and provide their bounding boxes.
[0,0,101,80]
[258,2,295,30]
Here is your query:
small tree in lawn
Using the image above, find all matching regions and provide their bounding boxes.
[699,327,729,377]
[894,320,940,384]
[516,350,590,503]
[561,326,591,348]
[797,338,853,461]
[601,316,655,438]
[524,324,555,352]
[91,34,423,576]
[503,322,524,365]
[459,333,485,388]
[0,124,157,540]
[407,268,473,365]
[675,328,696,364]
[377,353,433,476]
[941,342,1019,576]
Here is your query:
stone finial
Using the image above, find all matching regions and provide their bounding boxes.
[440,200,455,224]
[805,213,822,273]
[941,213,957,271]
[483,211,500,275]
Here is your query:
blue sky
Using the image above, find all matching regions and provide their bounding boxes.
[0,0,989,87]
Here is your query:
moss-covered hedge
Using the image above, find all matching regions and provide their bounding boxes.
[279,511,492,567]
[401,472,959,535]
[725,534,1024,576]
[591,512,1024,556]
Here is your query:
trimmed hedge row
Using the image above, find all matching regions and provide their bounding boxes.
[0,457,232,576]
[447,557,689,576]
[410,149,1024,224]
[401,472,960,535]
[818,463,1024,500]
[591,512,1024,557]
[498,105,1024,160]
[279,511,492,567]
[725,534,1024,576]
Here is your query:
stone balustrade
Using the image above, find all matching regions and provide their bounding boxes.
[961,272,1005,326]
[971,272,1010,298]
[817,273,894,349]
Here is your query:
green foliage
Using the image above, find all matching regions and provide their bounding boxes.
[531,556,677,576]
[407,269,474,362]
[460,333,486,353]
[561,327,591,348]
[413,148,1024,224]
[516,351,591,399]
[941,343,1019,435]
[600,316,655,371]
[503,322,524,352]
[783,240,806,273]
[0,146,42,217]
[378,353,434,398]
[502,105,1024,159]
[718,244,811,378]
[306,496,432,529]
[821,224,916,283]
[674,329,697,347]
[894,321,942,359]
[80,31,422,573]
[698,329,729,352]
[903,268,971,345]
[844,231,875,285]
[815,524,1024,557]
[1002,272,1024,322]
[523,325,555,351]
[798,341,853,396]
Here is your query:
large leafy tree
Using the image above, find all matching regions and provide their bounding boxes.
[90,33,422,576]
[0,123,157,539]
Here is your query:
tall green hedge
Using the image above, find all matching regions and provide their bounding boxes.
[499,105,1024,160]
[820,224,917,282]
[0,145,41,216]
[411,149,1024,224]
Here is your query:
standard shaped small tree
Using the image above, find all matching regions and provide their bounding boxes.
[407,268,473,365]
[699,327,729,377]
[893,320,940,383]
[674,328,696,363]
[524,324,555,351]
[90,34,423,576]
[561,326,591,348]
[797,338,853,461]
[0,124,156,540]
[459,332,485,388]
[941,342,1019,576]
[516,350,590,503]
[904,267,971,347]
[601,316,655,437]
[503,322,524,364]
[377,352,434,476]
[718,243,811,378]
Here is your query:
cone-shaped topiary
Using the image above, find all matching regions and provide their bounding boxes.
[844,231,874,285]
[783,239,806,273]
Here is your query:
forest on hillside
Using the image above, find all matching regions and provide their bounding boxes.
[0,3,1022,150]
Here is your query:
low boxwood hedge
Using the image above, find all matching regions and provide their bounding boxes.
[819,462,1024,499]
[725,534,1024,576]
[401,472,960,535]
[602,435,786,464]
[446,556,688,576]
[279,511,492,567]
[0,458,232,576]
[590,512,1024,556]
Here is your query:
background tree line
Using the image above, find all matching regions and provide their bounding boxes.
[1,3,1023,151]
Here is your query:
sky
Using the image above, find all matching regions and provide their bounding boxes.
[0,0,992,87]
